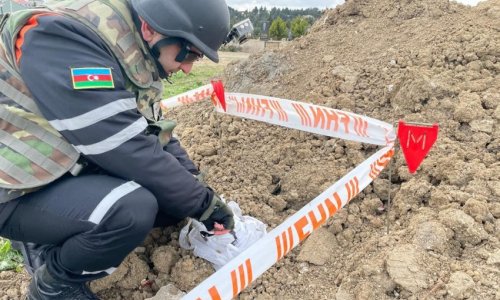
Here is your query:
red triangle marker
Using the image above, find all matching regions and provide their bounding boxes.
[210,80,226,112]
[397,120,439,174]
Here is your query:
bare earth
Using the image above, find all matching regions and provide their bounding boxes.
[2,0,499,299]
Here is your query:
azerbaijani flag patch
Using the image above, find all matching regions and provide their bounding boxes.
[71,67,114,89]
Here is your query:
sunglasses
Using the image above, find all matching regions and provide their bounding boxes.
[175,43,204,63]
[151,37,204,63]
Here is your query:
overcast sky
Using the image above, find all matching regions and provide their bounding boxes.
[226,0,344,10]
[226,0,486,11]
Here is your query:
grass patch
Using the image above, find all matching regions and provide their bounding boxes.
[0,238,24,272]
[162,63,225,98]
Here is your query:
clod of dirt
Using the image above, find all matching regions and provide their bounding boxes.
[392,178,432,217]
[145,284,185,300]
[150,246,179,274]
[463,198,494,223]
[453,92,485,123]
[0,270,30,299]
[487,249,500,265]
[90,253,152,299]
[438,208,489,246]
[296,227,338,265]
[169,257,214,291]
[385,244,436,293]
[412,221,452,253]
[446,271,475,299]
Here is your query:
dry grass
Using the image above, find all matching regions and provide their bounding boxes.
[196,51,250,68]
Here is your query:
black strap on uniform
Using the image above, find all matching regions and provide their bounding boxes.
[150,37,188,83]
[151,37,187,61]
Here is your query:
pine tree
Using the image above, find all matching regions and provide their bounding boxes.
[290,17,309,39]
[269,17,287,40]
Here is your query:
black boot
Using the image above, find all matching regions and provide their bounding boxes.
[26,264,100,300]
[11,241,48,275]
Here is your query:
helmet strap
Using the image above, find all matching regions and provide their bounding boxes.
[150,37,186,79]
[151,37,183,59]
[153,59,169,80]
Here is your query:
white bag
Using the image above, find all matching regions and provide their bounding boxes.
[179,201,267,270]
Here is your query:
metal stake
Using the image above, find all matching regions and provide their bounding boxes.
[385,157,393,235]
[385,123,399,235]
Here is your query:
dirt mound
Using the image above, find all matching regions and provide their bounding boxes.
[3,0,499,299]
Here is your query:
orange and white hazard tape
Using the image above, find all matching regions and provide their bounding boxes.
[161,82,395,300]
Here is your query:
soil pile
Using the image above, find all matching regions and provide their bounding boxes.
[2,0,499,299]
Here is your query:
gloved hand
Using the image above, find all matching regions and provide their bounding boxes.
[199,194,235,232]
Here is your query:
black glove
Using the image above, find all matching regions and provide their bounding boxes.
[199,194,235,231]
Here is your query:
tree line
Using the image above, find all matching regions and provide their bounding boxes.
[228,6,323,40]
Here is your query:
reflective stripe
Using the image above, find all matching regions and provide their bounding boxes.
[49,97,137,131]
[87,181,141,224]
[0,76,42,116]
[82,267,116,275]
[74,117,147,155]
[0,155,41,185]
[0,106,79,158]
[0,130,67,176]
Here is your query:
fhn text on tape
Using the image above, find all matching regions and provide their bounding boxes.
[161,83,395,300]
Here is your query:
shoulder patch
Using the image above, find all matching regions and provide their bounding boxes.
[71,67,114,89]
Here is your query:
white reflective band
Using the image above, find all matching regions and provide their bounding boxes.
[75,118,147,155]
[49,97,137,131]
[88,181,141,224]
[82,267,116,275]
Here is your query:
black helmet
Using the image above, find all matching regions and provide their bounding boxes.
[131,0,230,63]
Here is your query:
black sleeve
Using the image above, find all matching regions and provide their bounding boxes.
[17,14,211,218]
[163,137,199,175]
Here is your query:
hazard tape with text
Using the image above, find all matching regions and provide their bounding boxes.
[160,84,215,110]
[162,89,395,146]
[160,85,395,300]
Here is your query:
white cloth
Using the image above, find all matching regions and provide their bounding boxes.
[179,201,267,270]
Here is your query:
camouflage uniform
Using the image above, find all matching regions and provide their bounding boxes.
[0,0,213,283]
